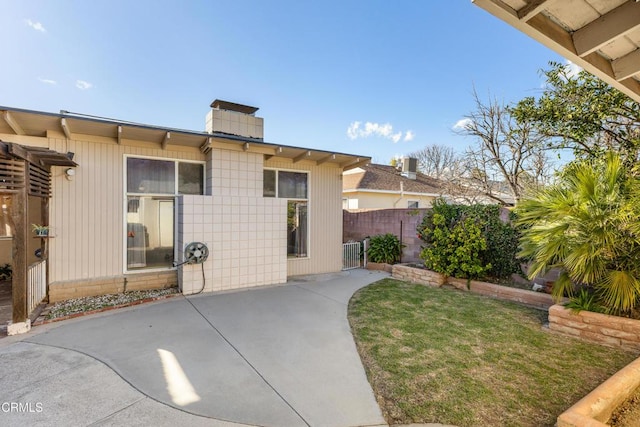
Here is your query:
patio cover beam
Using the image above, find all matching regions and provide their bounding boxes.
[161,131,170,150]
[472,0,640,103]
[518,0,556,22]
[60,118,72,139]
[293,150,311,163]
[2,111,25,135]
[573,1,640,57]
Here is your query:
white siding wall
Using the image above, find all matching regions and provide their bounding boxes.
[265,158,343,276]
[48,137,201,283]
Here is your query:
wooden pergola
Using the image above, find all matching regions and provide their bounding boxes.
[473,0,640,103]
[0,141,76,325]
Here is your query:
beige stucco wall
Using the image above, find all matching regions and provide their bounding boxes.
[46,135,202,285]
[265,158,343,276]
[344,191,436,210]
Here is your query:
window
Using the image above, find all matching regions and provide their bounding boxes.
[264,169,309,258]
[408,201,419,209]
[0,196,12,238]
[125,157,205,271]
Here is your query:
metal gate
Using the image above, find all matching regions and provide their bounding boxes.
[342,241,361,270]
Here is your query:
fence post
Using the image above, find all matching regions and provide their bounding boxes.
[363,238,369,268]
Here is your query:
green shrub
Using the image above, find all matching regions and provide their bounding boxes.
[417,199,521,280]
[367,233,403,264]
[565,288,605,314]
[420,213,490,279]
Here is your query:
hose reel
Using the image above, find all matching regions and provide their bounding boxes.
[173,242,209,267]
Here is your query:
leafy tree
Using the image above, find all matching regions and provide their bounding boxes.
[456,90,552,205]
[511,61,640,164]
[516,152,640,315]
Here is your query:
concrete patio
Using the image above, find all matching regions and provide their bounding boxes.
[0,269,389,427]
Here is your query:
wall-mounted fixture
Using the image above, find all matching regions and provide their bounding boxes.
[65,168,76,181]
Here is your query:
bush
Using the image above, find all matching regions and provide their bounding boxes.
[367,233,403,264]
[417,199,521,280]
[420,213,490,279]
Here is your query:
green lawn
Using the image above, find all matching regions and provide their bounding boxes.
[348,278,637,427]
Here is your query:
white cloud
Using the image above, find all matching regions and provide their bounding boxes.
[25,19,46,32]
[565,60,582,78]
[38,77,57,85]
[76,80,93,90]
[404,130,415,142]
[347,121,413,144]
[453,118,473,131]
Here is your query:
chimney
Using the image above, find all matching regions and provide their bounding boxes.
[205,99,264,140]
[400,157,417,180]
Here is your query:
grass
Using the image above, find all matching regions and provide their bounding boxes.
[348,278,638,427]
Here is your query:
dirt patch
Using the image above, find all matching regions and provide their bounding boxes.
[610,386,640,427]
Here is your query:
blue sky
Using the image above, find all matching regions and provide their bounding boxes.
[1,0,571,163]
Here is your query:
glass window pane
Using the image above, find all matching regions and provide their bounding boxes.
[127,196,174,270]
[178,162,204,195]
[0,195,12,238]
[127,158,175,194]
[263,170,276,197]
[287,201,308,258]
[278,171,307,199]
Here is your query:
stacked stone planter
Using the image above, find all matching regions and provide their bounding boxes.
[549,305,640,353]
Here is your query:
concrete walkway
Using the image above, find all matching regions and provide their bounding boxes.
[0,269,389,427]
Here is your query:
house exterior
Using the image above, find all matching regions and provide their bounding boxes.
[342,160,445,210]
[0,100,369,333]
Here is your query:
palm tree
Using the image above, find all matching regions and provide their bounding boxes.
[516,152,640,315]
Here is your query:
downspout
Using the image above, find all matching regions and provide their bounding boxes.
[393,181,404,208]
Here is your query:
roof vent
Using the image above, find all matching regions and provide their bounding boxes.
[400,157,417,180]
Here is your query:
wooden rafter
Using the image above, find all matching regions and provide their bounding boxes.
[161,131,170,150]
[60,118,72,139]
[316,153,336,165]
[472,0,640,103]
[2,111,25,135]
[613,49,640,81]
[573,1,640,57]
[293,150,311,163]
[518,0,556,22]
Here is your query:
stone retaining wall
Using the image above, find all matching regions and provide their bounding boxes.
[557,356,640,427]
[391,264,556,309]
[391,263,445,287]
[448,277,558,310]
[49,271,177,302]
[548,304,640,352]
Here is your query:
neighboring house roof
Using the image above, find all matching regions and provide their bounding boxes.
[473,0,640,103]
[343,163,445,195]
[0,105,370,171]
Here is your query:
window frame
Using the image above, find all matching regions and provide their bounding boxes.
[264,167,311,260]
[123,155,206,274]
[408,200,419,209]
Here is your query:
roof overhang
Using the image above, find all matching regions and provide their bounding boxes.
[0,106,370,171]
[472,0,640,103]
